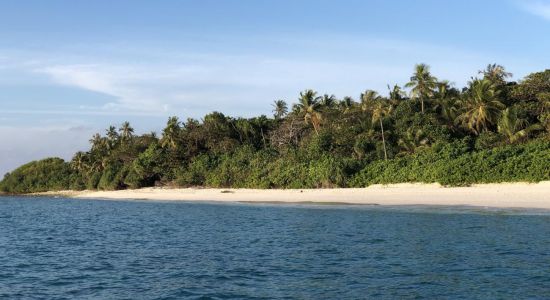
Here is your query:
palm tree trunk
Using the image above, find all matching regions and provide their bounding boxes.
[421,98,424,114]
[380,118,388,161]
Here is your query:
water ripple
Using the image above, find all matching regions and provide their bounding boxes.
[0,196,549,299]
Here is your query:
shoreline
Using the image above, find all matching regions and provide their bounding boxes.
[24,181,550,209]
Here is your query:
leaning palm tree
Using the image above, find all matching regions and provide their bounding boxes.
[370,100,392,160]
[405,63,437,113]
[498,107,542,144]
[272,100,288,119]
[295,89,322,134]
[456,79,505,135]
[119,121,134,141]
[360,90,380,112]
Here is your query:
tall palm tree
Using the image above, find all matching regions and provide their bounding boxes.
[119,121,134,141]
[405,63,437,113]
[457,79,505,134]
[295,89,322,135]
[272,100,288,119]
[498,107,542,144]
[360,90,380,112]
[370,100,392,160]
[161,116,181,149]
[479,63,512,85]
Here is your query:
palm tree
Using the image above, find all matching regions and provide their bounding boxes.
[295,89,322,135]
[433,81,458,126]
[479,63,512,85]
[89,133,106,152]
[320,94,337,108]
[457,79,505,134]
[106,126,119,142]
[119,121,134,141]
[498,107,542,144]
[405,63,437,113]
[398,129,429,155]
[161,116,181,149]
[105,125,119,150]
[339,96,356,114]
[360,90,380,112]
[387,84,405,102]
[70,151,87,172]
[370,100,392,160]
[272,100,288,119]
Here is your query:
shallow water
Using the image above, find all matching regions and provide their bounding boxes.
[1,196,549,299]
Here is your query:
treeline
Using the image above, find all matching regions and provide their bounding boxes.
[2,64,549,193]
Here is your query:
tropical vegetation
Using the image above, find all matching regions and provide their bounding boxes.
[1,64,549,193]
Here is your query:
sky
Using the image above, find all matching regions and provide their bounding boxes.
[1,0,549,176]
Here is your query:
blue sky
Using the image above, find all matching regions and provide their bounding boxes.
[1,0,549,175]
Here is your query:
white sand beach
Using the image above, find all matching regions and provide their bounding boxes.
[63,182,550,209]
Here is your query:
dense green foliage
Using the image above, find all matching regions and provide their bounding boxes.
[0,158,75,193]
[2,65,549,193]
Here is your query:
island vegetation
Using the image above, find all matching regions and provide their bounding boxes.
[1,64,549,194]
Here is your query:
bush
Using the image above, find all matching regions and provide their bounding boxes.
[0,158,73,193]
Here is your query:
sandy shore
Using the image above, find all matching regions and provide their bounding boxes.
[59,182,550,209]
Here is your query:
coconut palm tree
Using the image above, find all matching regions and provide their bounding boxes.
[119,121,134,141]
[320,94,337,108]
[370,100,392,160]
[295,89,322,134]
[387,84,405,102]
[498,107,542,144]
[398,129,429,155]
[479,63,512,85]
[70,151,87,172]
[405,63,438,113]
[161,116,181,149]
[456,79,505,134]
[432,81,458,126]
[89,133,107,152]
[106,126,119,142]
[272,100,288,119]
[339,96,356,114]
[360,90,380,112]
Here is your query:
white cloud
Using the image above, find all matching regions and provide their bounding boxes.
[518,0,550,20]
[22,36,494,120]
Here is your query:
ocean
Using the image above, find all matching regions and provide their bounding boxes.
[1,196,549,299]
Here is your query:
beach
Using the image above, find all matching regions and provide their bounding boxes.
[50,181,550,209]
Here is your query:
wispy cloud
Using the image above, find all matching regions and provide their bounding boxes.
[518,0,550,20]
[10,35,494,120]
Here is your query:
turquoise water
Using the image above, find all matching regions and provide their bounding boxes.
[1,197,549,299]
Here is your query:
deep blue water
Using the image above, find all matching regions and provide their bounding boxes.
[0,197,549,299]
